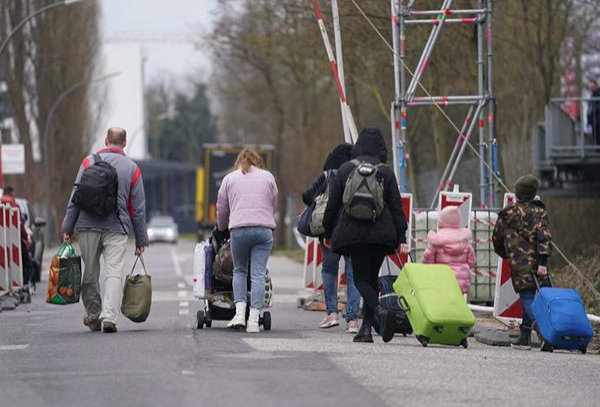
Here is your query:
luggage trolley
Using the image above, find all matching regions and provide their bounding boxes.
[192,239,272,330]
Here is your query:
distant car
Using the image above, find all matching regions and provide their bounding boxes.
[147,216,179,244]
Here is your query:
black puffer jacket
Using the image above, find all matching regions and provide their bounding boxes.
[301,143,353,206]
[323,128,408,256]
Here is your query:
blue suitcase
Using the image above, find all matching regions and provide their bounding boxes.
[532,279,593,354]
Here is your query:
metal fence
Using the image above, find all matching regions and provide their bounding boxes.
[411,208,499,304]
[535,98,600,171]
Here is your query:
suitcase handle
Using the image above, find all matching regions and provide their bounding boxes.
[531,269,553,291]
[390,251,414,274]
[398,296,411,312]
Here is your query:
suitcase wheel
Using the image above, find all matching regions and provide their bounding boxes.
[196,311,205,329]
[20,292,31,304]
[261,311,272,331]
[580,347,587,355]
[460,338,468,349]
[205,309,212,328]
[416,335,429,347]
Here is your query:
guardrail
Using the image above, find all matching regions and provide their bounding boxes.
[535,98,600,171]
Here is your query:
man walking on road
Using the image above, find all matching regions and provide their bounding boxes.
[62,127,148,333]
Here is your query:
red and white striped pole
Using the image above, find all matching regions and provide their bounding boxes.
[312,0,358,143]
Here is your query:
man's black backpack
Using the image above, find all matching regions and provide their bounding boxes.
[72,154,119,218]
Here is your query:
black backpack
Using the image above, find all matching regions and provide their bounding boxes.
[72,154,119,218]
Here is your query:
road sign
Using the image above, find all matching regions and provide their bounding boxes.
[439,186,473,229]
[1,144,26,174]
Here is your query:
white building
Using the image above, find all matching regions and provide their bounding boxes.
[93,43,147,160]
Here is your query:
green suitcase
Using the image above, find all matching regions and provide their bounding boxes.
[393,263,475,348]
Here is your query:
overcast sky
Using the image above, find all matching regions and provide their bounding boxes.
[100,0,219,83]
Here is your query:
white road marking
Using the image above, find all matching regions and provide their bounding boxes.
[170,247,183,277]
[179,302,189,307]
[0,344,29,351]
[181,370,195,375]
[177,290,187,298]
[177,282,186,289]
[152,291,193,302]
[179,309,190,316]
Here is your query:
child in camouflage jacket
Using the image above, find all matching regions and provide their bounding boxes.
[493,175,553,351]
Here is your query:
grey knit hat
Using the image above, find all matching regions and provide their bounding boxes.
[515,174,539,201]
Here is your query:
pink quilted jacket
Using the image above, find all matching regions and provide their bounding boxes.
[422,228,476,294]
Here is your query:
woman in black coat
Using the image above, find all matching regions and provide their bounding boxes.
[323,127,408,343]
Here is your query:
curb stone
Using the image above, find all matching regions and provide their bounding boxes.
[475,327,542,347]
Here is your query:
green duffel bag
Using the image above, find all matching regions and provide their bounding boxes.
[121,255,152,323]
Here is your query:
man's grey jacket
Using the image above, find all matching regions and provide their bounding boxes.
[62,145,148,247]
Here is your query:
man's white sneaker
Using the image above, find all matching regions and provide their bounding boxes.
[227,302,247,328]
[246,308,260,333]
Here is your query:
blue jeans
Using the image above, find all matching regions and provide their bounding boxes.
[230,227,274,310]
[519,290,536,331]
[322,246,360,321]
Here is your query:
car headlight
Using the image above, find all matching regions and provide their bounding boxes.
[166,228,174,237]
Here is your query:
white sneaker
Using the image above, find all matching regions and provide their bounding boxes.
[346,319,359,334]
[246,308,260,333]
[227,302,247,328]
[318,313,340,329]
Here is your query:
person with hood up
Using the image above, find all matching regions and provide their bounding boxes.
[492,174,553,352]
[422,206,476,295]
[323,127,408,343]
[302,143,361,333]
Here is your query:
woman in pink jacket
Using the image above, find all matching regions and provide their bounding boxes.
[422,206,476,295]
[217,149,278,333]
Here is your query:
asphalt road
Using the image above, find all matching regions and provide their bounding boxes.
[1,240,599,407]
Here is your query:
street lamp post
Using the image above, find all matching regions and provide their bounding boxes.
[43,72,121,244]
[0,0,94,186]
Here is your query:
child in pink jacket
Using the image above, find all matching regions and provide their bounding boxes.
[422,206,476,294]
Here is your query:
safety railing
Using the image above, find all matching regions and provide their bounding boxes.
[539,98,600,166]
[411,208,499,303]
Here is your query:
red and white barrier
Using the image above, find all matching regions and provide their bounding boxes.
[8,207,23,291]
[311,0,359,143]
[302,237,323,292]
[0,205,9,296]
[493,193,522,326]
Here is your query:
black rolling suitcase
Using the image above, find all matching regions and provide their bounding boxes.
[377,253,413,336]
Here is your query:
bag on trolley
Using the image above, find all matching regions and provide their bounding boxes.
[193,241,215,298]
[531,273,593,353]
[394,263,475,348]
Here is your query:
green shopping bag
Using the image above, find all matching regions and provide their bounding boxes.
[46,242,82,305]
[121,255,152,323]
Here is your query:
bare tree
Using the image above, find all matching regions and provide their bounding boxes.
[0,0,100,238]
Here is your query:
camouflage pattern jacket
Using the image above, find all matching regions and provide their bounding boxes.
[492,200,552,293]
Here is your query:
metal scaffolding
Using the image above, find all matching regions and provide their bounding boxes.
[390,0,499,208]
